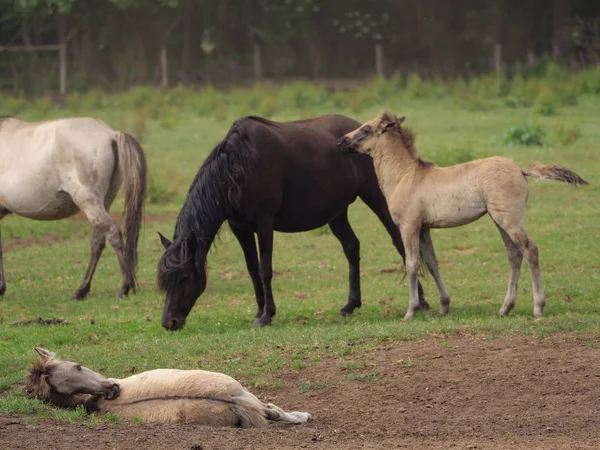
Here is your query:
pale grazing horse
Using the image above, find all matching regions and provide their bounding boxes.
[26,348,312,427]
[0,116,147,299]
[338,111,588,320]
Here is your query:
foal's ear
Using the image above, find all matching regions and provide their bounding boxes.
[397,116,406,125]
[158,232,172,249]
[34,347,56,359]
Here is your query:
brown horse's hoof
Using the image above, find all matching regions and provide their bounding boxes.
[339,309,353,317]
[72,286,90,300]
[253,317,272,326]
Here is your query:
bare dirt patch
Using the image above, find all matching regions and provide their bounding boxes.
[2,334,599,449]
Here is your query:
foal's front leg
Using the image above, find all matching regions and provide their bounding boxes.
[419,228,451,315]
[255,218,276,326]
[400,224,422,320]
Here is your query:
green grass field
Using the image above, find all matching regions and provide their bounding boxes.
[1,76,599,421]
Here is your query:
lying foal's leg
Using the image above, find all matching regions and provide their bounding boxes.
[419,228,450,315]
[264,403,312,424]
[494,223,523,316]
[400,224,422,320]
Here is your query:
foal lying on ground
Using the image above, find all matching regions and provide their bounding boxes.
[338,111,588,320]
[26,348,311,427]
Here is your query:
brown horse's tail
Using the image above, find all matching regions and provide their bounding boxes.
[522,164,588,186]
[115,132,148,293]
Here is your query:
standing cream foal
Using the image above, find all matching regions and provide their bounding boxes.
[338,111,587,320]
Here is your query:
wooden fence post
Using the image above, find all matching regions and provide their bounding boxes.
[493,43,502,76]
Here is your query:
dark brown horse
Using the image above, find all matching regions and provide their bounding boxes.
[158,114,428,330]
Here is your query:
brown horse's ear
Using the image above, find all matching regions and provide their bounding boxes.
[34,347,56,359]
[158,232,172,249]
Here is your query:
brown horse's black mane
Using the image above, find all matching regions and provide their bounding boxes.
[157,116,269,291]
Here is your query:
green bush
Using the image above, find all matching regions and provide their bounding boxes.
[501,122,547,147]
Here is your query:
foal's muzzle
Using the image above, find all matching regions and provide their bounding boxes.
[337,136,355,153]
[104,383,120,400]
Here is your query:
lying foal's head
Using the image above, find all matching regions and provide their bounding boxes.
[25,347,120,409]
[338,111,407,155]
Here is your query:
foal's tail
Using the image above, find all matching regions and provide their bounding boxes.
[231,390,312,428]
[115,132,148,292]
[522,164,588,186]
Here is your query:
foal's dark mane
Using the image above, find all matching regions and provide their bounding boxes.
[157,116,271,291]
[25,357,59,400]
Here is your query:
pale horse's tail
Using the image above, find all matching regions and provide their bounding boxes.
[522,164,588,186]
[230,388,312,428]
[115,132,148,293]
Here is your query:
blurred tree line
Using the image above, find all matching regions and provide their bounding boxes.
[0,0,599,94]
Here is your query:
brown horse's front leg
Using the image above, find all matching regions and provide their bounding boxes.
[254,219,276,326]
[328,211,362,316]
[228,222,265,320]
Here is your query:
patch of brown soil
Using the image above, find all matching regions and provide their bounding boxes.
[1,334,599,449]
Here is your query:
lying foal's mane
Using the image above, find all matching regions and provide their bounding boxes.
[157,116,271,291]
[25,357,59,400]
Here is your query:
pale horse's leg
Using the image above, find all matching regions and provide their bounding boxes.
[399,223,422,320]
[71,191,132,300]
[419,228,451,315]
[72,182,121,300]
[489,210,545,317]
[0,208,12,296]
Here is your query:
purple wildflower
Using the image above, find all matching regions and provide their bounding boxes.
[570,59,579,70]
[527,52,535,66]
[553,45,560,57]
